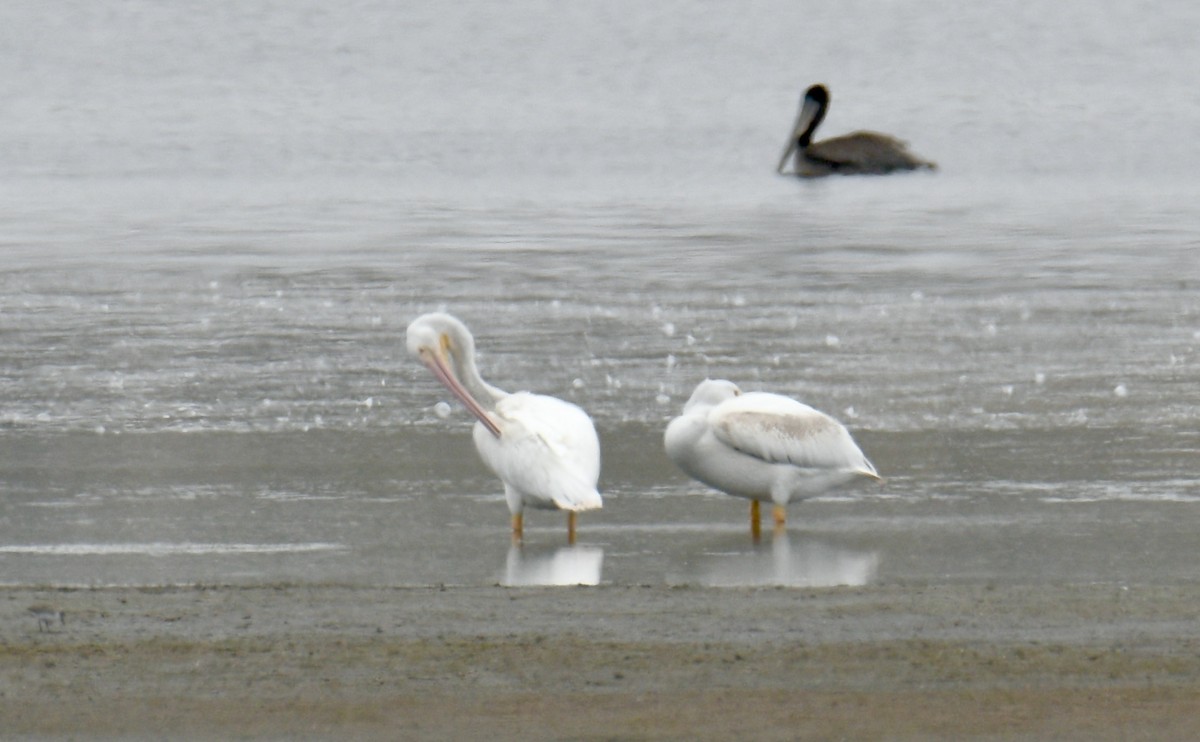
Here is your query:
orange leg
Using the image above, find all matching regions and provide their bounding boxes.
[772,504,787,531]
[511,513,524,544]
[750,500,762,541]
[567,511,577,545]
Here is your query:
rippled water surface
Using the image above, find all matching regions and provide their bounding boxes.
[2,0,1198,588]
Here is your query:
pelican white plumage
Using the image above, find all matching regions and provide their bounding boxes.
[776,84,935,177]
[665,379,880,537]
[406,312,602,543]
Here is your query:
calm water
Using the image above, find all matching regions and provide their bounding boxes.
[1,1,1198,588]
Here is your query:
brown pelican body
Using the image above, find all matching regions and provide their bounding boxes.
[777,84,935,177]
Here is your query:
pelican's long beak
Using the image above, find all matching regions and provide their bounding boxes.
[421,347,502,438]
[776,93,824,174]
[776,119,803,174]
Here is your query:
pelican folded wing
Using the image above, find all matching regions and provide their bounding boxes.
[709,394,868,472]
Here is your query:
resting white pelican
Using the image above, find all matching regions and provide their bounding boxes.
[406,312,602,543]
[776,84,936,177]
[665,379,880,537]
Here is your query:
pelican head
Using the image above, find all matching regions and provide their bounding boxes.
[776,84,830,174]
[406,312,502,437]
[683,378,742,413]
[406,312,473,367]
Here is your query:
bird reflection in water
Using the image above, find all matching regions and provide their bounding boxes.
[696,532,878,588]
[502,544,604,586]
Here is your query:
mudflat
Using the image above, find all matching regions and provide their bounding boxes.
[4,582,1199,740]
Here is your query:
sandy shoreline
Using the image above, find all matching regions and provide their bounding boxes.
[4,582,1200,740]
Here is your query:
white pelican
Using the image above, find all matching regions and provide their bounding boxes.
[776,84,936,177]
[406,312,602,543]
[665,379,880,537]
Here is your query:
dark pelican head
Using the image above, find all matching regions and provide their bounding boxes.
[776,85,831,174]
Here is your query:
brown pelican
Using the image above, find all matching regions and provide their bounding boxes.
[776,84,935,177]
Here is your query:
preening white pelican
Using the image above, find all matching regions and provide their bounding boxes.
[776,84,936,177]
[665,379,880,537]
[406,312,602,543]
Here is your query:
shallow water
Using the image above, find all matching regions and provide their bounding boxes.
[1,0,1198,588]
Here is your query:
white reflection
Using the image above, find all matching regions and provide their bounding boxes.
[698,533,879,587]
[502,544,604,586]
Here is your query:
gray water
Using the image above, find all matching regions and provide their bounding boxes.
[2,0,1198,589]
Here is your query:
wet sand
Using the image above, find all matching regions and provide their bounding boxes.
[4,582,1200,740]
